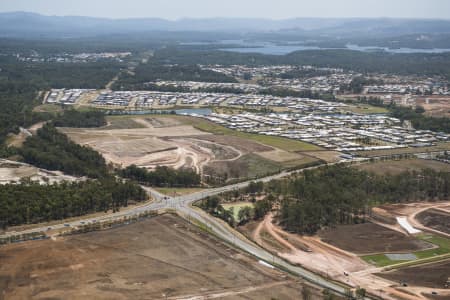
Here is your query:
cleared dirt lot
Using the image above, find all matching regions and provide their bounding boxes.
[416,209,450,235]
[0,214,322,300]
[61,116,312,178]
[416,96,450,118]
[0,160,80,185]
[377,260,450,289]
[356,159,450,175]
[318,223,433,255]
[59,118,213,171]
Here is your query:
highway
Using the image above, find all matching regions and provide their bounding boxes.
[1,161,367,298]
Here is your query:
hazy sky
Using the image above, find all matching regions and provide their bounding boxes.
[1,0,449,19]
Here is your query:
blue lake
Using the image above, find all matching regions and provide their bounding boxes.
[210,40,450,55]
[175,108,212,116]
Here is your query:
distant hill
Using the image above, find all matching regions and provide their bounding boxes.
[0,12,450,38]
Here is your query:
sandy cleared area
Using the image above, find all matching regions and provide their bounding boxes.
[239,211,448,300]
[0,159,80,185]
[59,119,216,171]
[60,116,298,176]
[61,125,209,138]
[0,214,323,300]
[416,96,450,118]
[251,214,368,279]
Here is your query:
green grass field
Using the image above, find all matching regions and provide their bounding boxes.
[361,233,450,267]
[345,105,389,114]
[222,202,254,221]
[415,234,450,258]
[362,254,396,267]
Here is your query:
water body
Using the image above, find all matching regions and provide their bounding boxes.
[346,44,450,54]
[175,108,212,116]
[210,40,450,55]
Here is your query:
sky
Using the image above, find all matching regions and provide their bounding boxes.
[1,0,449,20]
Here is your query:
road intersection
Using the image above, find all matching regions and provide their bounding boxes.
[1,162,369,298]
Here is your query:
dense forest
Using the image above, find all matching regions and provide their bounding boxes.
[0,56,121,149]
[113,64,237,90]
[119,164,201,187]
[260,88,336,101]
[390,105,450,133]
[154,48,450,79]
[264,165,450,234]
[53,110,107,128]
[0,57,123,89]
[19,124,108,178]
[0,178,147,228]
[280,68,335,79]
[344,76,384,93]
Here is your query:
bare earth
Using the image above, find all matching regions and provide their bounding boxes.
[377,260,450,289]
[318,223,433,255]
[60,116,312,179]
[0,214,323,300]
[0,159,80,185]
[416,209,450,235]
[239,209,450,300]
[59,120,214,171]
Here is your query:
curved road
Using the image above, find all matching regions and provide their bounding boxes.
[1,160,371,298]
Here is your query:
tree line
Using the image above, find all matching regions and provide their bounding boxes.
[0,178,147,229]
[19,123,109,178]
[119,164,201,187]
[267,165,449,235]
[390,105,450,133]
[0,57,121,152]
[52,109,107,128]
[113,64,237,90]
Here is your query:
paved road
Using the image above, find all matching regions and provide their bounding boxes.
[1,160,370,298]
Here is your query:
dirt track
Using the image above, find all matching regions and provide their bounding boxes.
[242,211,450,300]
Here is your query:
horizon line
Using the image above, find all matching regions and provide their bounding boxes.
[1,10,450,22]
